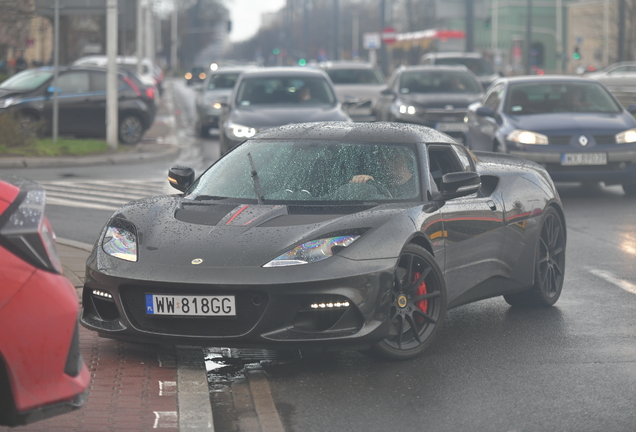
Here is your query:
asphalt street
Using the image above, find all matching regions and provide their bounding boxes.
[5,79,636,431]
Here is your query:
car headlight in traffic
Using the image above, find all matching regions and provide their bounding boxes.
[227,122,257,139]
[506,129,549,145]
[616,128,636,144]
[263,235,360,267]
[398,104,417,115]
[103,221,137,262]
[0,97,16,108]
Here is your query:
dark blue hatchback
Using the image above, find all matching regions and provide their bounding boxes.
[466,76,636,195]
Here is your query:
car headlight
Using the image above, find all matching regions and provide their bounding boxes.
[398,104,417,115]
[102,221,137,262]
[616,128,636,144]
[506,129,549,145]
[227,122,257,139]
[0,97,16,108]
[263,235,360,267]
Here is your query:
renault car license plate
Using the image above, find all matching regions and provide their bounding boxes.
[561,153,607,166]
[146,294,236,316]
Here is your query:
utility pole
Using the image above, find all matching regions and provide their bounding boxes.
[465,0,474,52]
[146,2,154,62]
[603,0,609,66]
[380,0,387,76]
[333,0,339,60]
[52,0,59,144]
[136,0,143,75]
[618,0,626,62]
[556,0,562,73]
[303,0,309,59]
[171,1,178,72]
[491,0,498,65]
[107,0,118,150]
[525,0,532,75]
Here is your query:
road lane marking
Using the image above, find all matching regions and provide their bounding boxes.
[153,411,178,429]
[159,381,177,396]
[589,269,636,295]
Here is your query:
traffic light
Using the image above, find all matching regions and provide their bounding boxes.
[273,48,281,55]
[298,59,307,66]
[573,47,581,60]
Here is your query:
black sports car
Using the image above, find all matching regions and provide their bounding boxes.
[81,122,566,360]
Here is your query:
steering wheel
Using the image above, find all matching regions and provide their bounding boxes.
[366,180,393,198]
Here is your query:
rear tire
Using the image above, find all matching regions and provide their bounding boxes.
[504,207,565,308]
[119,114,144,145]
[365,244,447,361]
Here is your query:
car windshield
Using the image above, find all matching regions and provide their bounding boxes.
[399,70,482,94]
[207,72,241,90]
[0,69,53,91]
[434,58,495,76]
[236,76,336,106]
[504,82,622,115]
[325,68,385,85]
[186,140,421,203]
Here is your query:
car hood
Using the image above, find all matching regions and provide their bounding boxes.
[509,111,636,134]
[229,105,351,128]
[333,85,384,102]
[101,196,416,270]
[0,88,30,99]
[399,93,482,109]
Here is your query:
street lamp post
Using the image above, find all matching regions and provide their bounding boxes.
[525,0,532,75]
[106,0,118,150]
[52,0,59,144]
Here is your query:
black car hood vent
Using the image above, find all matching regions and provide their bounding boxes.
[174,203,240,226]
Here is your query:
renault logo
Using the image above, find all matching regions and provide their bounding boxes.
[578,135,589,146]
[191,258,203,265]
[445,104,454,110]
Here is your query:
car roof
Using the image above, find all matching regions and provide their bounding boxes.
[319,62,379,70]
[425,52,485,59]
[499,75,602,85]
[239,67,329,78]
[397,65,471,73]
[254,121,457,145]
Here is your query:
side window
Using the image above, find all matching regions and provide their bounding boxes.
[57,72,90,94]
[483,83,504,110]
[89,72,106,92]
[428,145,464,190]
[451,144,474,171]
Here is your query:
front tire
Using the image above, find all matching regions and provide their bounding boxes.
[504,207,566,308]
[366,244,447,361]
[119,114,144,145]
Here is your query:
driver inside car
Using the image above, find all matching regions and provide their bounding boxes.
[349,148,417,198]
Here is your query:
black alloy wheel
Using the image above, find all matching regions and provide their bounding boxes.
[119,114,144,145]
[504,207,566,308]
[368,244,447,360]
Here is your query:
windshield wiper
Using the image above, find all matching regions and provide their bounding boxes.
[247,152,264,205]
[193,195,228,201]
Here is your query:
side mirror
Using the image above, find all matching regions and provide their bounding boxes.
[434,171,481,201]
[626,104,636,115]
[475,106,497,118]
[380,87,394,96]
[168,165,195,192]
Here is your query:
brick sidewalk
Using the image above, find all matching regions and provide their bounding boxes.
[0,244,180,432]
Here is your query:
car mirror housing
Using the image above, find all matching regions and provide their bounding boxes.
[168,165,195,192]
[380,87,394,96]
[475,106,497,118]
[435,171,481,201]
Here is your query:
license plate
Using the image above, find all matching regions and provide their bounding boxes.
[145,294,236,316]
[436,122,468,132]
[561,152,607,166]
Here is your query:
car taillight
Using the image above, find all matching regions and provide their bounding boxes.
[0,184,63,273]
[146,87,155,100]
[123,76,141,97]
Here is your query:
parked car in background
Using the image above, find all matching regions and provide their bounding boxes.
[195,66,254,137]
[0,175,89,427]
[319,61,385,122]
[186,67,207,86]
[420,52,500,90]
[73,55,157,91]
[585,61,636,96]
[465,76,636,195]
[219,67,351,154]
[0,66,154,144]
[375,65,484,143]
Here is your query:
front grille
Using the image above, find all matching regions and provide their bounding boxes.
[594,135,616,145]
[121,286,268,337]
[548,136,571,145]
[545,162,629,172]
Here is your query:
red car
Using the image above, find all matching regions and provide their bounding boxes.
[0,175,89,427]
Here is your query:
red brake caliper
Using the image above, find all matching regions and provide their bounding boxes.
[413,272,428,323]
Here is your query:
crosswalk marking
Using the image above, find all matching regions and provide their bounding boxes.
[40,179,173,211]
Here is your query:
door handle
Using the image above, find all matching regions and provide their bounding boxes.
[487,200,497,211]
